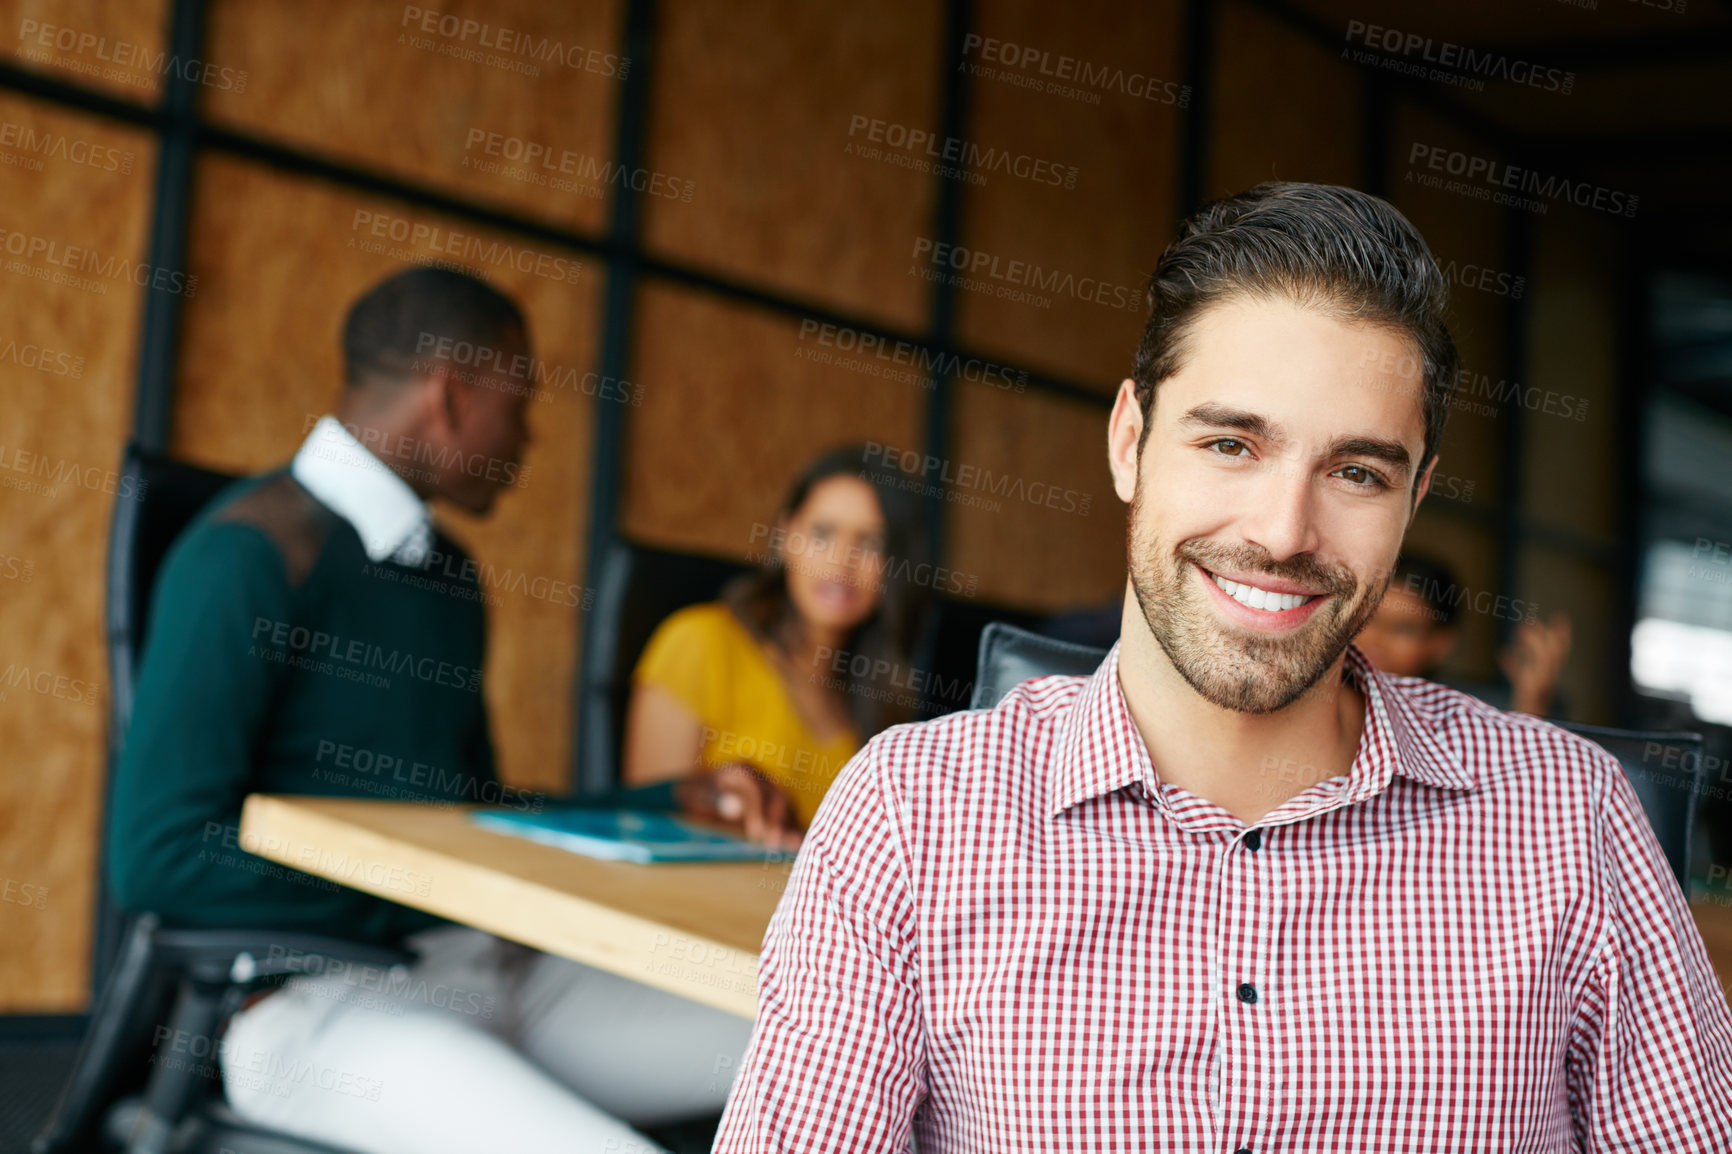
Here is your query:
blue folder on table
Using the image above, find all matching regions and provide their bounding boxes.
[471,807,798,864]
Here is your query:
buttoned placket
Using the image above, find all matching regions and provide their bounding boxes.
[1212,765,1384,1154]
[1211,817,1279,1154]
[1104,655,1411,1153]
[1131,754,1363,1154]
[1138,775,1285,1154]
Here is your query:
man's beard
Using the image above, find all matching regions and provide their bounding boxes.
[1126,487,1387,714]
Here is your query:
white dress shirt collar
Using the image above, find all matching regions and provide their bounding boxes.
[289,414,434,567]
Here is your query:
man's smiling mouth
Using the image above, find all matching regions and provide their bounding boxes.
[1203,568,1325,613]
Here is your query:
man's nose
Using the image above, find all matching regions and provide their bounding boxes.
[1241,458,1321,562]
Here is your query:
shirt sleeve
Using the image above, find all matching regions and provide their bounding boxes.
[712,740,929,1152]
[1566,759,1732,1150]
[631,604,731,722]
[107,521,406,941]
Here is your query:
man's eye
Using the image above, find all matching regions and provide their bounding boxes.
[1207,438,1248,457]
[1336,465,1387,488]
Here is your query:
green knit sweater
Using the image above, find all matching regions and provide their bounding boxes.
[108,467,501,945]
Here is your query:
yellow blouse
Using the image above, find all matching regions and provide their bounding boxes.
[631,602,860,827]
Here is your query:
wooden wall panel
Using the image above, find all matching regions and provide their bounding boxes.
[0,94,154,1011]
[0,0,171,103]
[1522,212,1619,541]
[952,0,1181,390]
[944,383,1122,610]
[202,0,623,236]
[619,281,928,557]
[1208,0,1363,196]
[172,155,599,796]
[1386,100,1511,513]
[642,0,941,333]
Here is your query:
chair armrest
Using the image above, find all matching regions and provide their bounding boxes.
[150,927,415,985]
[34,918,416,1154]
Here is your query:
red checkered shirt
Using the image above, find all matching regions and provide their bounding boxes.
[713,642,1732,1152]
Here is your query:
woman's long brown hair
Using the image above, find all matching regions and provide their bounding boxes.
[721,443,930,738]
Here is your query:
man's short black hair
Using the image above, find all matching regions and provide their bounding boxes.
[342,265,526,389]
[1392,552,1462,628]
[1131,182,1458,484]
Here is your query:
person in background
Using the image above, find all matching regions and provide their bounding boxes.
[111,265,746,1154]
[622,444,928,847]
[1354,551,1573,716]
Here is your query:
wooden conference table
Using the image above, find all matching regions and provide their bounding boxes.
[241,794,1732,1018]
[238,794,791,1019]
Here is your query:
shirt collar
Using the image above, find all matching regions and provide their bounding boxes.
[289,415,433,566]
[1048,639,1476,821]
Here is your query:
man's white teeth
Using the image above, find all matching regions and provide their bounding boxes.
[1212,573,1312,612]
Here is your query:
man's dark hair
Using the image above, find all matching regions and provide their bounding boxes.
[1131,182,1458,487]
[342,265,526,389]
[1392,552,1461,628]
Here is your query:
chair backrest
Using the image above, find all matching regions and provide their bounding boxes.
[901,596,1044,718]
[575,540,754,795]
[970,621,1107,709]
[97,444,240,988]
[573,549,1046,793]
[969,623,1701,891]
[106,444,242,748]
[1549,721,1702,890]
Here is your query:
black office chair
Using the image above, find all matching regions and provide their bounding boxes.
[1544,722,1704,892]
[574,538,1056,790]
[969,619,1109,710]
[914,595,1047,719]
[575,539,755,796]
[36,444,410,1154]
[969,622,1705,892]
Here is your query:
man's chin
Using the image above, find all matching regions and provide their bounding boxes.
[457,487,502,517]
[1184,660,1331,714]
[1174,622,1348,713]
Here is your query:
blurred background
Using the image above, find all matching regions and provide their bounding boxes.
[2,0,1731,1062]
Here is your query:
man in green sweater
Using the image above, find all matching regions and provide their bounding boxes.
[110,266,750,1153]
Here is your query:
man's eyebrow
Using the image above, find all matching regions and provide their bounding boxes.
[1179,403,1416,479]
[1327,436,1414,479]
[1177,403,1283,443]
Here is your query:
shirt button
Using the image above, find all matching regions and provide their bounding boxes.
[1243,829,1262,852]
[1236,982,1259,1004]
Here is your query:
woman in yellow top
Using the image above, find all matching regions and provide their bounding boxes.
[624,444,928,848]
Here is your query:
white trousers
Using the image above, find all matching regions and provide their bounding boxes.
[218,925,754,1154]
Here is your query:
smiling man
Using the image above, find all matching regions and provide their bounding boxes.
[713,183,1732,1151]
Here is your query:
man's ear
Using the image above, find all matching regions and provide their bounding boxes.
[1107,378,1142,504]
[417,363,462,438]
